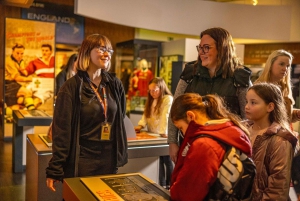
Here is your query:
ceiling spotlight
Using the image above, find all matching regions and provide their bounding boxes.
[253,0,258,6]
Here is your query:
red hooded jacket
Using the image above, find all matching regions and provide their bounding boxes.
[170,120,252,201]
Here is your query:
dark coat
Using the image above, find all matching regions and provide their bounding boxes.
[46,70,128,181]
[181,61,251,117]
[55,69,67,95]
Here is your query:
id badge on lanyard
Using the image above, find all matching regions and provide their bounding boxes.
[88,77,112,141]
[100,122,111,140]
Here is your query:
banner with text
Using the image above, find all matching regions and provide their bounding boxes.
[5,18,55,122]
[21,1,84,45]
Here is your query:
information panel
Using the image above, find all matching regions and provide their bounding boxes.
[80,173,170,201]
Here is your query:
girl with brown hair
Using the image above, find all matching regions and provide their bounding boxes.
[169,93,251,201]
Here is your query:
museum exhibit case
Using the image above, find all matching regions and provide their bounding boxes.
[26,131,168,200]
[13,109,52,172]
[159,55,183,94]
[115,39,162,111]
[26,134,62,201]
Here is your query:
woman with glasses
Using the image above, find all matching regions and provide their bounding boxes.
[46,34,128,192]
[168,27,252,163]
[134,77,174,190]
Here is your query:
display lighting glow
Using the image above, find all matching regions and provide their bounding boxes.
[253,0,258,6]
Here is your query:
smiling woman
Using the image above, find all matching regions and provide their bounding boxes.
[197,34,218,77]
[168,27,252,164]
[46,34,128,194]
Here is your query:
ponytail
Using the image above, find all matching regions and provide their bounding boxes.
[171,93,249,136]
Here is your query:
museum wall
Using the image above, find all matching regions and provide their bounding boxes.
[75,0,300,41]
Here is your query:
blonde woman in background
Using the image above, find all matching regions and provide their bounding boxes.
[255,49,300,122]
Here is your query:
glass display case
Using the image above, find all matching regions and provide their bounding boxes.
[159,55,183,93]
[115,39,162,113]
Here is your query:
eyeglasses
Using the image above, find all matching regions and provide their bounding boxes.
[196,45,213,53]
[148,88,159,93]
[96,46,114,56]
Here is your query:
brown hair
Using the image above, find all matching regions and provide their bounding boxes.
[170,93,249,136]
[65,54,78,80]
[12,43,25,50]
[77,34,113,71]
[248,82,290,131]
[41,44,52,51]
[144,77,172,118]
[198,27,242,78]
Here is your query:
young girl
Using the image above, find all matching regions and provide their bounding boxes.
[245,82,297,201]
[255,49,300,199]
[134,77,173,189]
[169,93,252,201]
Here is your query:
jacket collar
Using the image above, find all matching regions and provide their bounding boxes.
[183,120,252,156]
[195,62,223,79]
[247,121,297,148]
[266,122,298,148]
[77,70,115,84]
[11,55,23,65]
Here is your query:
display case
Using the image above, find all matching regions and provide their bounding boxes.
[115,39,162,114]
[63,173,170,201]
[12,110,52,172]
[159,55,183,93]
[26,131,168,200]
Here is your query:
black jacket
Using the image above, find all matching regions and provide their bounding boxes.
[55,69,67,95]
[46,70,128,181]
[182,61,251,116]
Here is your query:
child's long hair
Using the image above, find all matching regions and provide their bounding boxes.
[248,82,291,131]
[144,77,172,118]
[170,93,249,136]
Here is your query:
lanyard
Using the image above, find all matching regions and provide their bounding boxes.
[86,77,108,123]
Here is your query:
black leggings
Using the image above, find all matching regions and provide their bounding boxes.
[159,155,174,187]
